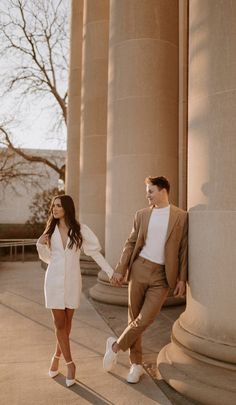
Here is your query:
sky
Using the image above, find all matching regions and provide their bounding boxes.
[0,0,68,151]
[2,90,67,151]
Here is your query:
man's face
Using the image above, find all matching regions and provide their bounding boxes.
[146,184,163,206]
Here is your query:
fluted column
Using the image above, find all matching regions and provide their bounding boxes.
[90,0,180,305]
[79,0,109,246]
[178,0,188,210]
[66,0,84,214]
[157,1,236,404]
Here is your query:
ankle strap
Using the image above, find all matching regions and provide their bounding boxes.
[66,360,73,365]
[54,355,60,360]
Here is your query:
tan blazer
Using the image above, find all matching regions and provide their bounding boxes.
[115,204,188,289]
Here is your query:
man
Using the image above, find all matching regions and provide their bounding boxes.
[103,176,188,383]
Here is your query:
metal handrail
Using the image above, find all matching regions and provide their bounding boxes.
[0,239,37,241]
[0,239,37,262]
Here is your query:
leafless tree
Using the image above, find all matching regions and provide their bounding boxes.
[0,125,65,191]
[0,0,68,189]
[26,186,64,229]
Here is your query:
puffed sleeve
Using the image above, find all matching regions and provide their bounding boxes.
[36,240,51,264]
[81,224,114,279]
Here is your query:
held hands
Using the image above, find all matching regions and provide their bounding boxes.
[173,280,186,297]
[38,234,49,245]
[110,272,124,287]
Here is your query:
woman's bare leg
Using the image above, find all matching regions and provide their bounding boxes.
[51,309,75,379]
[51,308,74,370]
[64,308,75,379]
[50,340,62,372]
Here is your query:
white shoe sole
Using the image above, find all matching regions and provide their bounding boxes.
[127,367,144,383]
[126,375,143,384]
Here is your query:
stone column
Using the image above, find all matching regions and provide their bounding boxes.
[79,0,109,246]
[90,0,180,305]
[66,0,84,214]
[157,1,236,404]
[178,0,188,210]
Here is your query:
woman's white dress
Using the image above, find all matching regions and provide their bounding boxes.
[36,224,113,309]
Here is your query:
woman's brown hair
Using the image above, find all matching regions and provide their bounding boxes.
[44,195,82,249]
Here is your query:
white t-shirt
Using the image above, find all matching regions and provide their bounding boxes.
[139,205,170,264]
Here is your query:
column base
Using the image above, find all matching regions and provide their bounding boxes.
[80,253,100,275]
[157,321,236,405]
[89,270,128,305]
[89,271,186,306]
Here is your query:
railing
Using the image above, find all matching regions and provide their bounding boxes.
[0,239,37,262]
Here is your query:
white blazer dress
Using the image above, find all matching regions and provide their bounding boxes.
[36,224,114,309]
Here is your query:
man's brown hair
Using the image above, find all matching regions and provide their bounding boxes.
[145,176,170,194]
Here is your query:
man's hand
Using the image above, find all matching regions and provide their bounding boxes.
[111,272,124,287]
[173,280,186,297]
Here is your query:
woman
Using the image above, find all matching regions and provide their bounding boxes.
[36,194,114,387]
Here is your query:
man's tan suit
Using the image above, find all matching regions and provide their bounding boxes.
[115,204,188,364]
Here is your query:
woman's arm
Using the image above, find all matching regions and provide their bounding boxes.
[36,234,51,264]
[87,251,114,279]
[81,224,114,279]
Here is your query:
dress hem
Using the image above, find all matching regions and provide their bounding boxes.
[46,306,79,310]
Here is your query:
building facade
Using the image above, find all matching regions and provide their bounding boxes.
[66,1,236,403]
[0,148,65,225]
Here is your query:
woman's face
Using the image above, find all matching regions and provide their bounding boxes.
[52,198,65,220]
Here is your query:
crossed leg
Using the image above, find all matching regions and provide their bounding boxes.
[115,258,169,363]
[128,283,169,364]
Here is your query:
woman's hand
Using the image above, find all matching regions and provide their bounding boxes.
[38,234,49,245]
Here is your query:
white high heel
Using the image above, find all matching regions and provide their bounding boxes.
[66,361,76,387]
[48,355,60,378]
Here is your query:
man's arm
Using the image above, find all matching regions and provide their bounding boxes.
[178,212,188,282]
[114,211,140,278]
[174,213,188,297]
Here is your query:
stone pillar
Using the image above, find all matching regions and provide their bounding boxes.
[157,1,236,404]
[178,0,188,210]
[79,0,109,246]
[66,0,84,214]
[90,0,180,305]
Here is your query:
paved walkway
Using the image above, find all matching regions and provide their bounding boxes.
[0,261,173,405]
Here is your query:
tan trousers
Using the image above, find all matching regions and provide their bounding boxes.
[117,256,169,364]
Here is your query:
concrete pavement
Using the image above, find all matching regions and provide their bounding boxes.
[0,261,172,405]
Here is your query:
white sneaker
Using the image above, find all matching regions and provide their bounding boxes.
[126,364,144,383]
[103,337,118,372]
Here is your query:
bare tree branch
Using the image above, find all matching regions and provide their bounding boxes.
[0,0,68,191]
[0,0,68,122]
[0,125,64,178]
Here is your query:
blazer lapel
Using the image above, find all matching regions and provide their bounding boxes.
[143,207,153,241]
[165,204,179,242]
